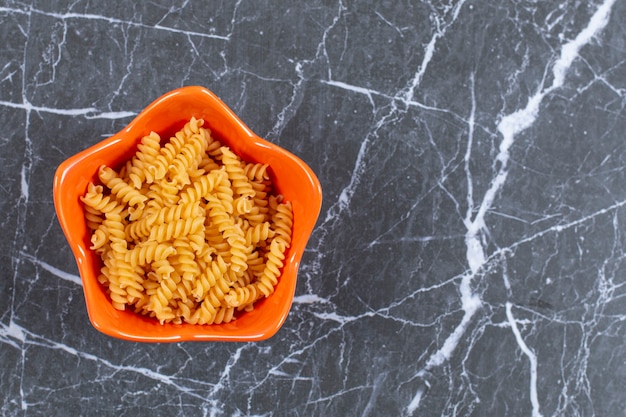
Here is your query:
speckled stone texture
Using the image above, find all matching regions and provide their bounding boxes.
[2,1,626,416]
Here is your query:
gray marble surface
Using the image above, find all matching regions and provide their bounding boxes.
[2,0,626,416]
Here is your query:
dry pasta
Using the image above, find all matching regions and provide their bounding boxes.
[81,117,293,325]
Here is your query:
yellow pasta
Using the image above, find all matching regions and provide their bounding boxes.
[255,239,287,297]
[221,146,255,198]
[81,117,293,325]
[243,162,270,181]
[128,131,162,188]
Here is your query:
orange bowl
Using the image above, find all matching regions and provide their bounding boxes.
[53,86,322,342]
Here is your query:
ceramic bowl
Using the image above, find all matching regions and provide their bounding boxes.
[53,86,322,342]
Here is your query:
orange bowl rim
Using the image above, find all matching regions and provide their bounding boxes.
[53,85,322,342]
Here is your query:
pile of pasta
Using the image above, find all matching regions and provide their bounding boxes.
[81,117,293,325]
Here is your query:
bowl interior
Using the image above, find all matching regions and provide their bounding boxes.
[53,86,322,342]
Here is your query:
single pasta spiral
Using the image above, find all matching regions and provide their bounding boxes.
[98,166,148,208]
[221,146,255,198]
[179,168,225,203]
[81,183,119,213]
[128,131,162,188]
[255,239,286,297]
[147,216,205,242]
[224,284,262,308]
[243,163,270,181]
[125,241,177,266]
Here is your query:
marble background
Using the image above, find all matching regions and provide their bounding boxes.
[2,0,626,416]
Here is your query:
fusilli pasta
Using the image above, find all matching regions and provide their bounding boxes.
[81,117,293,325]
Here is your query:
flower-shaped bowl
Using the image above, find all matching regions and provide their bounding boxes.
[53,86,322,342]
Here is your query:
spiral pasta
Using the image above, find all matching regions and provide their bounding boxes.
[128,131,162,188]
[243,162,270,182]
[81,117,293,325]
